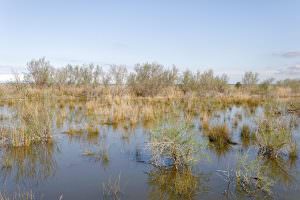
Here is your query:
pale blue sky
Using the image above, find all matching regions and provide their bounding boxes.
[0,0,300,82]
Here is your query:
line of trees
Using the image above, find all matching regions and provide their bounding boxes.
[21,57,300,96]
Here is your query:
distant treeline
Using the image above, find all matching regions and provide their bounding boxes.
[14,57,300,96]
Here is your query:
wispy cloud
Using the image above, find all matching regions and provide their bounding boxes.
[277,64,300,75]
[274,51,300,58]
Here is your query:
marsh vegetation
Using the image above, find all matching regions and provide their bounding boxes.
[0,58,299,199]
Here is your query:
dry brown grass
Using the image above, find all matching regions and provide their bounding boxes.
[204,124,231,146]
[200,111,210,130]
[0,98,53,147]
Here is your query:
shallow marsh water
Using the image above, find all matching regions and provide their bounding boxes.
[0,104,300,200]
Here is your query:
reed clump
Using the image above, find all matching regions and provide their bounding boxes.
[5,98,54,147]
[205,124,232,146]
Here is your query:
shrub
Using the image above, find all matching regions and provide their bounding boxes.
[109,65,128,85]
[235,154,274,196]
[235,82,242,89]
[218,154,275,198]
[242,71,259,88]
[255,114,295,158]
[258,78,274,94]
[148,120,203,170]
[179,70,196,94]
[277,79,300,93]
[24,57,54,86]
[127,63,178,96]
[180,70,228,95]
[196,70,228,93]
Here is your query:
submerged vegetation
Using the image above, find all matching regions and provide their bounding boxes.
[0,191,34,200]
[102,175,121,200]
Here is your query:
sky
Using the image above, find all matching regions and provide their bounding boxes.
[0,0,300,82]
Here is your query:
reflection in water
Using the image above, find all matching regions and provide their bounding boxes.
[120,127,135,143]
[81,138,110,168]
[208,142,231,157]
[0,103,299,199]
[147,168,208,200]
[99,139,110,168]
[260,156,296,186]
[221,154,297,199]
[86,126,100,144]
[0,142,57,183]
